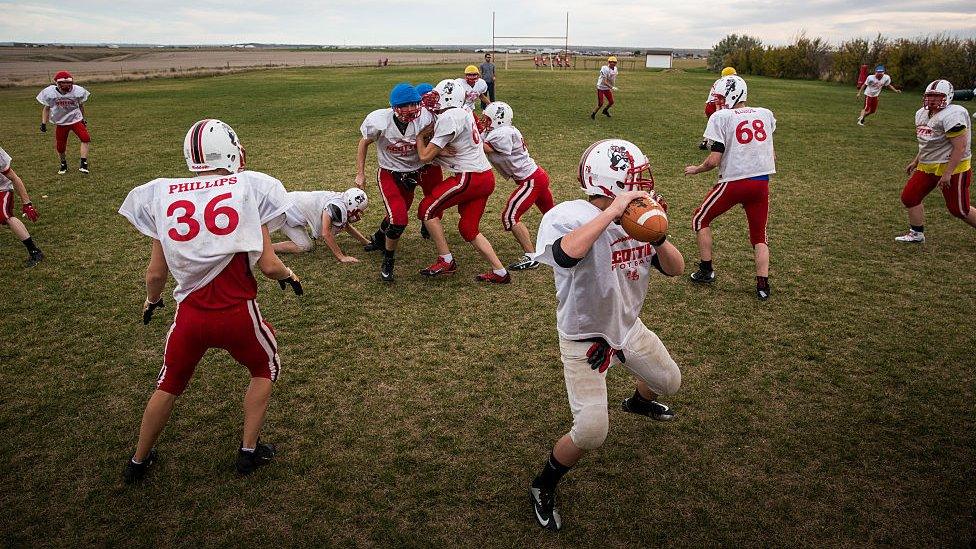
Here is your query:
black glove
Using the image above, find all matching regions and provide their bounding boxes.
[143,297,164,325]
[278,274,304,296]
[585,338,625,374]
[40,123,47,132]
[81,119,87,126]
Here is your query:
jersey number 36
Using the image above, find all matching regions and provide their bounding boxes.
[167,193,240,242]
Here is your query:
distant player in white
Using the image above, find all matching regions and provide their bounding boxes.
[0,147,44,266]
[857,64,900,126]
[685,75,776,300]
[590,56,618,119]
[479,101,554,270]
[461,65,489,112]
[527,139,684,532]
[36,71,92,175]
[272,188,370,262]
[118,119,304,483]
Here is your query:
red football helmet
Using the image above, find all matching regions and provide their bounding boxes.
[421,90,439,111]
[475,112,491,134]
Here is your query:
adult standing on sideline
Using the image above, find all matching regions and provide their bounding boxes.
[479,53,497,109]
[37,71,91,175]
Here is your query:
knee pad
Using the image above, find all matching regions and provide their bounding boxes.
[384,223,407,240]
[380,218,391,231]
[570,405,609,450]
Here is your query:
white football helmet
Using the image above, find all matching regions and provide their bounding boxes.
[184,119,246,173]
[923,79,954,111]
[427,78,465,112]
[577,139,655,198]
[343,188,368,222]
[482,101,513,130]
[710,75,748,109]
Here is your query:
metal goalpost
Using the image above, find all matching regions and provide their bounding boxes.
[491,11,570,71]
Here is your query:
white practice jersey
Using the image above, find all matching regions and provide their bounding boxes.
[430,107,492,173]
[361,108,435,173]
[532,200,658,349]
[705,77,723,102]
[484,125,538,181]
[36,85,90,125]
[863,74,891,97]
[284,190,349,238]
[596,66,617,90]
[0,147,13,191]
[704,106,777,183]
[915,104,972,165]
[119,170,290,303]
[461,78,488,111]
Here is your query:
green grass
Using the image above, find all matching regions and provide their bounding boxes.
[1,66,974,546]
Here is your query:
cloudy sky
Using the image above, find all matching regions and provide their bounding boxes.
[3,0,974,48]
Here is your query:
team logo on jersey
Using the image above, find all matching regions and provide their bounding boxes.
[608,145,631,172]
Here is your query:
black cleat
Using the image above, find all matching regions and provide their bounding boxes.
[690,266,715,284]
[380,254,395,283]
[25,250,45,268]
[757,284,771,301]
[621,396,676,421]
[589,111,596,120]
[123,448,158,484]
[529,485,562,531]
[79,159,90,174]
[236,441,275,475]
[58,161,68,175]
[603,109,611,118]
[363,231,385,252]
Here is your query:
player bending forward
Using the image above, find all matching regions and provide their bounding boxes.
[528,139,684,531]
[416,78,510,283]
[685,75,776,301]
[0,147,44,266]
[272,187,370,262]
[119,119,303,483]
[590,56,618,119]
[479,101,554,270]
[896,80,975,242]
[36,71,92,175]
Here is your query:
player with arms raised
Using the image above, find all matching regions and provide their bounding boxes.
[527,139,684,531]
[119,119,303,483]
[685,75,776,301]
[36,71,92,175]
[272,187,370,262]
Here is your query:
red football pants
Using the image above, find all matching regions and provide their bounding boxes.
[693,177,770,246]
[901,169,972,218]
[418,169,496,242]
[55,121,90,153]
[502,167,554,231]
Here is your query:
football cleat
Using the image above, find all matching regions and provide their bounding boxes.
[857,117,865,126]
[380,254,395,283]
[603,109,611,118]
[25,250,45,268]
[690,266,715,284]
[123,448,158,484]
[419,257,457,277]
[236,441,276,475]
[508,254,540,271]
[757,284,771,301]
[589,111,596,120]
[79,159,90,174]
[621,396,676,421]
[474,271,511,284]
[895,230,925,243]
[58,161,68,175]
[529,485,562,531]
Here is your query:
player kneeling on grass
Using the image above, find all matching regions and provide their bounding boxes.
[685,75,776,301]
[0,147,44,267]
[36,71,92,175]
[895,80,975,243]
[118,119,303,483]
[478,101,554,270]
[272,187,370,262]
[415,78,510,283]
[528,139,684,532]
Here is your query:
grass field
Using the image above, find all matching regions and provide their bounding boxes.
[1,65,974,546]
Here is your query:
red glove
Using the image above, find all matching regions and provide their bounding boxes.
[651,191,668,214]
[586,339,625,374]
[22,202,39,222]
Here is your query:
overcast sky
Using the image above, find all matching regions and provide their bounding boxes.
[3,0,974,48]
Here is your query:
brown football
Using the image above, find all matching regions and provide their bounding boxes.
[620,197,668,243]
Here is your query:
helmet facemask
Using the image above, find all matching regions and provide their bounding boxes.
[465,74,479,86]
[421,91,440,112]
[393,102,422,123]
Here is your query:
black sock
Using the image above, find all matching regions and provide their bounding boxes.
[631,388,652,404]
[533,452,570,491]
[383,249,395,259]
[757,276,769,289]
[910,224,924,233]
[22,237,40,254]
[80,158,88,165]
[700,260,713,272]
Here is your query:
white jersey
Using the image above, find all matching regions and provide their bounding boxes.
[119,170,290,303]
[36,85,90,125]
[915,104,972,165]
[703,106,777,183]
[283,190,348,238]
[532,200,658,349]
[360,108,435,173]
[863,74,891,97]
[484,125,538,181]
[0,147,13,191]
[596,65,617,90]
[461,78,488,111]
[705,77,723,102]
[430,107,492,173]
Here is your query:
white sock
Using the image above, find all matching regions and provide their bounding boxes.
[493,268,507,276]
[440,253,453,263]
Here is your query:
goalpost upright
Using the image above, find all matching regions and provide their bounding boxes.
[491,11,569,71]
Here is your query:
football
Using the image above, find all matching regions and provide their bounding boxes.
[620,197,668,243]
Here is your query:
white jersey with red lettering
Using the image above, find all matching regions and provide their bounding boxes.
[0,147,13,191]
[36,85,90,125]
[429,107,492,173]
[484,125,538,181]
[461,78,488,111]
[863,74,891,97]
[705,77,723,102]
[915,104,972,165]
[596,65,617,90]
[703,106,777,183]
[284,190,349,238]
[360,108,436,173]
[532,199,657,349]
[119,170,290,303]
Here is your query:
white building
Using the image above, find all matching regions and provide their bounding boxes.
[644,49,673,69]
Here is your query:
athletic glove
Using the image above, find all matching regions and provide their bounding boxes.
[278,270,304,296]
[40,123,47,132]
[143,297,164,325]
[22,202,39,222]
[81,119,87,126]
[586,338,625,374]
[650,191,668,214]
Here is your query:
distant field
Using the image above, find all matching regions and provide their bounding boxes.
[0,65,973,546]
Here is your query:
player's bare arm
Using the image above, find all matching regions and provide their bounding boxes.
[345,224,370,245]
[80,104,87,124]
[652,241,685,276]
[142,239,169,323]
[889,84,901,93]
[355,137,373,189]
[257,226,303,295]
[415,131,442,163]
[560,190,651,259]
[482,142,495,154]
[685,151,723,175]
[319,211,358,263]
[938,134,968,189]
[40,106,50,131]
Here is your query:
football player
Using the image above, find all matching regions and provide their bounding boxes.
[0,147,44,266]
[460,65,489,112]
[271,188,370,262]
[685,75,776,301]
[590,56,618,120]
[528,139,684,532]
[356,83,442,282]
[479,101,554,270]
[415,78,510,283]
[895,80,974,242]
[699,67,738,149]
[36,71,92,175]
[856,65,901,126]
[118,119,303,483]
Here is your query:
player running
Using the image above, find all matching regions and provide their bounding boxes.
[527,139,684,532]
[36,71,92,175]
[590,56,618,120]
[895,80,974,242]
[416,78,510,283]
[118,119,303,483]
[460,65,490,112]
[685,75,776,301]
[271,188,370,262]
[0,147,44,267]
[856,65,901,126]
[479,101,554,270]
